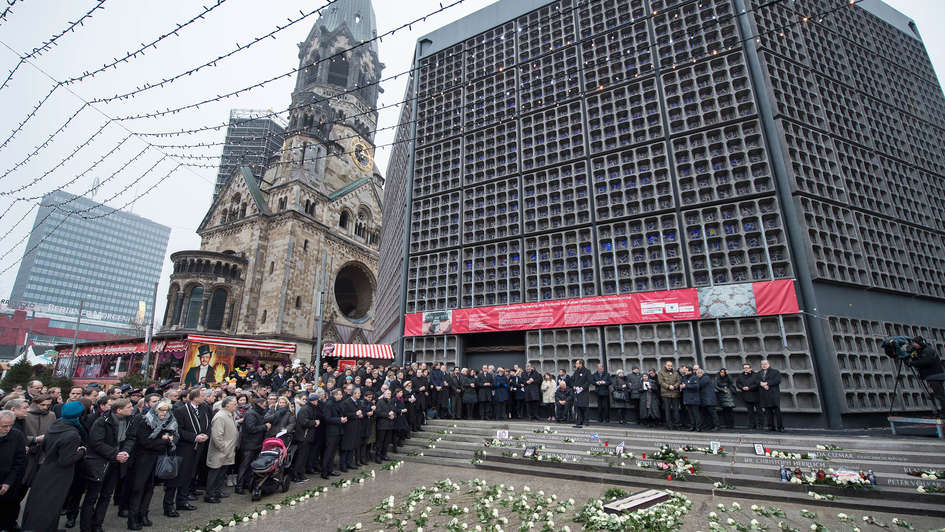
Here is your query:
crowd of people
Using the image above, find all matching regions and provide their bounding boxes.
[0,357,784,531]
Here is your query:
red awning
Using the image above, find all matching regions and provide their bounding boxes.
[163,340,187,352]
[187,334,297,355]
[321,343,394,360]
[68,341,163,357]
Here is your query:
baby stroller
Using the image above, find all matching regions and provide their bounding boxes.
[249,437,293,501]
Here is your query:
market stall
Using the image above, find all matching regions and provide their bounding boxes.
[320,343,394,370]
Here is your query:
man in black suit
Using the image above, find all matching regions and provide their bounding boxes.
[759,360,783,432]
[735,363,761,430]
[320,389,346,479]
[164,388,209,514]
[184,346,216,388]
[571,360,592,428]
[592,364,612,423]
[291,393,319,482]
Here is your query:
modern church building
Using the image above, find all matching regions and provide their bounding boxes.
[376,0,945,426]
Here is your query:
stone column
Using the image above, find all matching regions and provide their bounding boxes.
[177,292,188,327]
[196,289,210,331]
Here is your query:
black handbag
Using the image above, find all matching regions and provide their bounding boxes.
[154,453,181,480]
[612,390,628,401]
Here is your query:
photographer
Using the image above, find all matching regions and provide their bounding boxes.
[906,337,945,413]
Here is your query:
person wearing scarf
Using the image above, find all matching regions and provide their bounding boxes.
[21,401,87,532]
[127,400,178,529]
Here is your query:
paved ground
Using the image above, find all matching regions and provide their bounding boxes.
[93,461,945,531]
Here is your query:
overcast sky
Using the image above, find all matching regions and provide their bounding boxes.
[0,0,941,327]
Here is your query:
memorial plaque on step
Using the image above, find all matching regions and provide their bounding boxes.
[497,430,509,440]
[603,489,670,514]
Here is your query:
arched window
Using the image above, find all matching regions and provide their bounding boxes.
[303,240,309,251]
[295,296,301,309]
[205,288,228,330]
[339,210,349,229]
[184,286,204,329]
[240,203,247,217]
[261,310,267,324]
[269,262,275,274]
[304,54,320,84]
[355,222,364,238]
[327,56,349,87]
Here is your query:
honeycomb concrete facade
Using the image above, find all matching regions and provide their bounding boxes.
[374,0,945,425]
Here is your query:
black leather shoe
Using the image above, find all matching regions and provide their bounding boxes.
[204,497,221,504]
[329,471,341,477]
[218,491,230,498]
[65,517,77,528]
[118,509,129,518]
[192,489,205,496]
[141,513,153,527]
[186,494,198,501]
[164,508,180,518]
[176,503,197,511]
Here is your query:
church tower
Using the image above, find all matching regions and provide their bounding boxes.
[161,0,386,358]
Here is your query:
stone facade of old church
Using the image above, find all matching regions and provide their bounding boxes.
[160,0,385,361]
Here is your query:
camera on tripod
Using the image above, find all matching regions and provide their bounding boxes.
[881,335,917,360]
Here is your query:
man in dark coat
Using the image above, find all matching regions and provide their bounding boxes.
[374,389,396,462]
[292,393,319,482]
[81,398,135,532]
[735,363,761,429]
[553,381,571,423]
[679,366,702,432]
[476,367,494,420]
[165,388,210,513]
[758,360,783,432]
[626,368,644,424]
[321,388,346,479]
[696,368,719,431]
[0,410,27,532]
[340,387,363,471]
[235,396,270,494]
[430,363,449,419]
[571,360,592,427]
[22,401,88,532]
[657,361,682,430]
[523,365,542,420]
[460,369,478,419]
[592,364,612,423]
[450,368,463,419]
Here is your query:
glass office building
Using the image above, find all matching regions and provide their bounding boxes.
[376,0,945,425]
[213,109,286,200]
[10,190,171,325]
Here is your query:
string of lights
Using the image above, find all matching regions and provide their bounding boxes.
[0,133,133,237]
[64,154,167,218]
[0,0,333,154]
[0,143,153,261]
[0,0,474,197]
[0,121,111,197]
[0,0,107,90]
[0,96,89,181]
[111,0,472,122]
[0,0,25,26]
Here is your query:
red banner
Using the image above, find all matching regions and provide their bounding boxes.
[405,288,699,336]
[404,279,798,337]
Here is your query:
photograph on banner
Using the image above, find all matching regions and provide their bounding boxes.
[422,309,453,335]
[182,342,235,387]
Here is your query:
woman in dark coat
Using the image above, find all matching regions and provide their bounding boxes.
[611,370,630,423]
[508,371,524,419]
[264,396,296,446]
[128,400,178,529]
[493,369,510,420]
[715,368,737,429]
[461,369,478,420]
[21,401,87,532]
[412,371,430,421]
[392,389,410,450]
[402,381,421,432]
[476,369,494,420]
[639,373,661,426]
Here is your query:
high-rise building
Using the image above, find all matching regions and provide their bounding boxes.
[10,190,171,325]
[376,0,945,425]
[213,109,286,199]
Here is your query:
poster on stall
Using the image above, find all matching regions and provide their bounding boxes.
[181,342,235,387]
